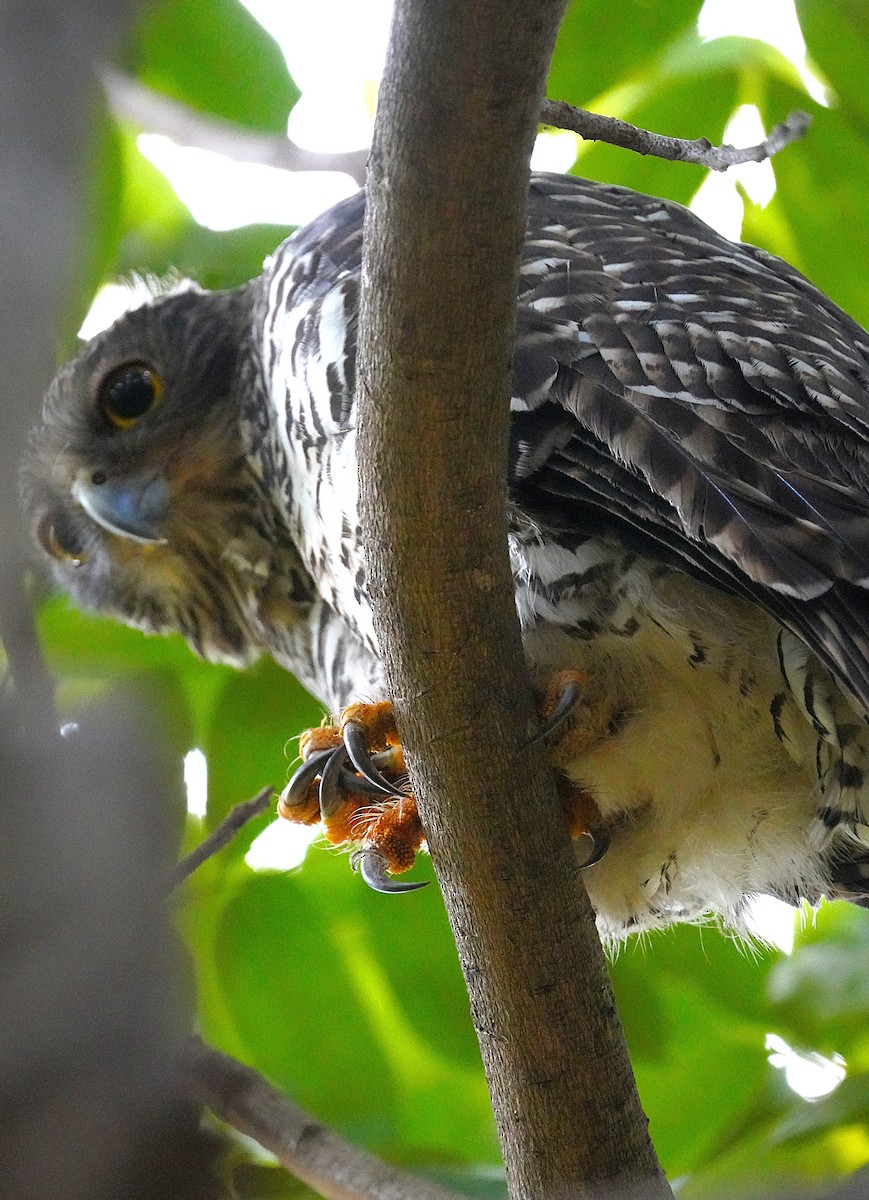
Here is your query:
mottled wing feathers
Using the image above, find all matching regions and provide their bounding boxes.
[510,175,869,711]
[266,173,869,712]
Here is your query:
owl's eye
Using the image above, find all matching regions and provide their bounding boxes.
[99,363,162,428]
[37,512,87,567]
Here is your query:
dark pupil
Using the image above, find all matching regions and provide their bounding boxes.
[107,370,155,420]
[55,515,84,558]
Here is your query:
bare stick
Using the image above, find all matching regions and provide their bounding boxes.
[186,1037,468,1200]
[540,98,811,171]
[170,786,272,888]
[102,68,369,186]
[104,65,808,198]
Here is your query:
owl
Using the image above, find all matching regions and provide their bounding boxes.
[23,173,869,941]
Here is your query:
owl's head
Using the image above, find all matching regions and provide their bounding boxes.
[22,282,283,665]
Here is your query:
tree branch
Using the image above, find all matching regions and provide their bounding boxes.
[356,2,670,1198]
[103,62,809,208]
[540,99,811,170]
[101,67,369,185]
[186,1038,468,1200]
[170,786,273,889]
[0,3,229,1195]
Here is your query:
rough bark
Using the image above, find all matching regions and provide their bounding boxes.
[540,100,810,170]
[356,2,671,1198]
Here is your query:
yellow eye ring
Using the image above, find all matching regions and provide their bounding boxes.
[37,512,87,567]
[99,363,162,429]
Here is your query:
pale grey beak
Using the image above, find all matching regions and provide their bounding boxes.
[72,469,169,544]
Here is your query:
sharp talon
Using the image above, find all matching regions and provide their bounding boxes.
[343,721,403,796]
[282,748,334,807]
[351,849,428,894]
[339,750,407,795]
[338,768,393,796]
[525,678,583,748]
[577,828,610,869]
[319,745,350,818]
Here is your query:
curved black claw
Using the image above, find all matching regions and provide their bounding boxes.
[343,720,404,797]
[524,678,583,748]
[577,827,610,869]
[318,744,351,818]
[282,748,335,807]
[338,768,395,796]
[351,849,428,894]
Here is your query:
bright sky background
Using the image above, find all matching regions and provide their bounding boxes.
[765,1032,847,1101]
[81,0,827,346]
[132,0,826,236]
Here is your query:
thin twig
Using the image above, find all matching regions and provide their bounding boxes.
[102,67,369,186]
[540,98,811,171]
[171,786,272,888]
[103,67,808,196]
[186,1037,469,1200]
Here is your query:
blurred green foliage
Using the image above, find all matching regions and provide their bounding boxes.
[34,0,869,1196]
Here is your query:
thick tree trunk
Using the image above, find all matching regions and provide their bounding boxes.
[356,2,671,1197]
[0,6,221,1198]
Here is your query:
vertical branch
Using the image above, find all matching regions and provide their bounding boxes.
[356,2,670,1198]
[1,6,223,1196]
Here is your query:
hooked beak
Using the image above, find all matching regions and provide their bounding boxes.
[72,469,169,545]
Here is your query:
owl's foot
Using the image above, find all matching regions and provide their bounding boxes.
[278,702,428,893]
[537,670,609,868]
[527,669,586,746]
[278,677,607,890]
[557,777,609,867]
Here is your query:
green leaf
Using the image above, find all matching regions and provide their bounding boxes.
[549,0,704,108]
[677,1121,864,1199]
[201,656,322,832]
[769,902,869,1050]
[107,133,287,295]
[35,593,251,773]
[119,219,295,294]
[208,855,496,1164]
[231,1163,316,1199]
[211,867,397,1138]
[757,84,869,327]
[38,592,200,675]
[771,1072,869,1144]
[356,858,481,1072]
[612,928,775,1177]
[114,124,192,267]
[739,186,803,270]
[129,0,299,132]
[573,66,738,205]
[655,31,806,92]
[796,0,869,128]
